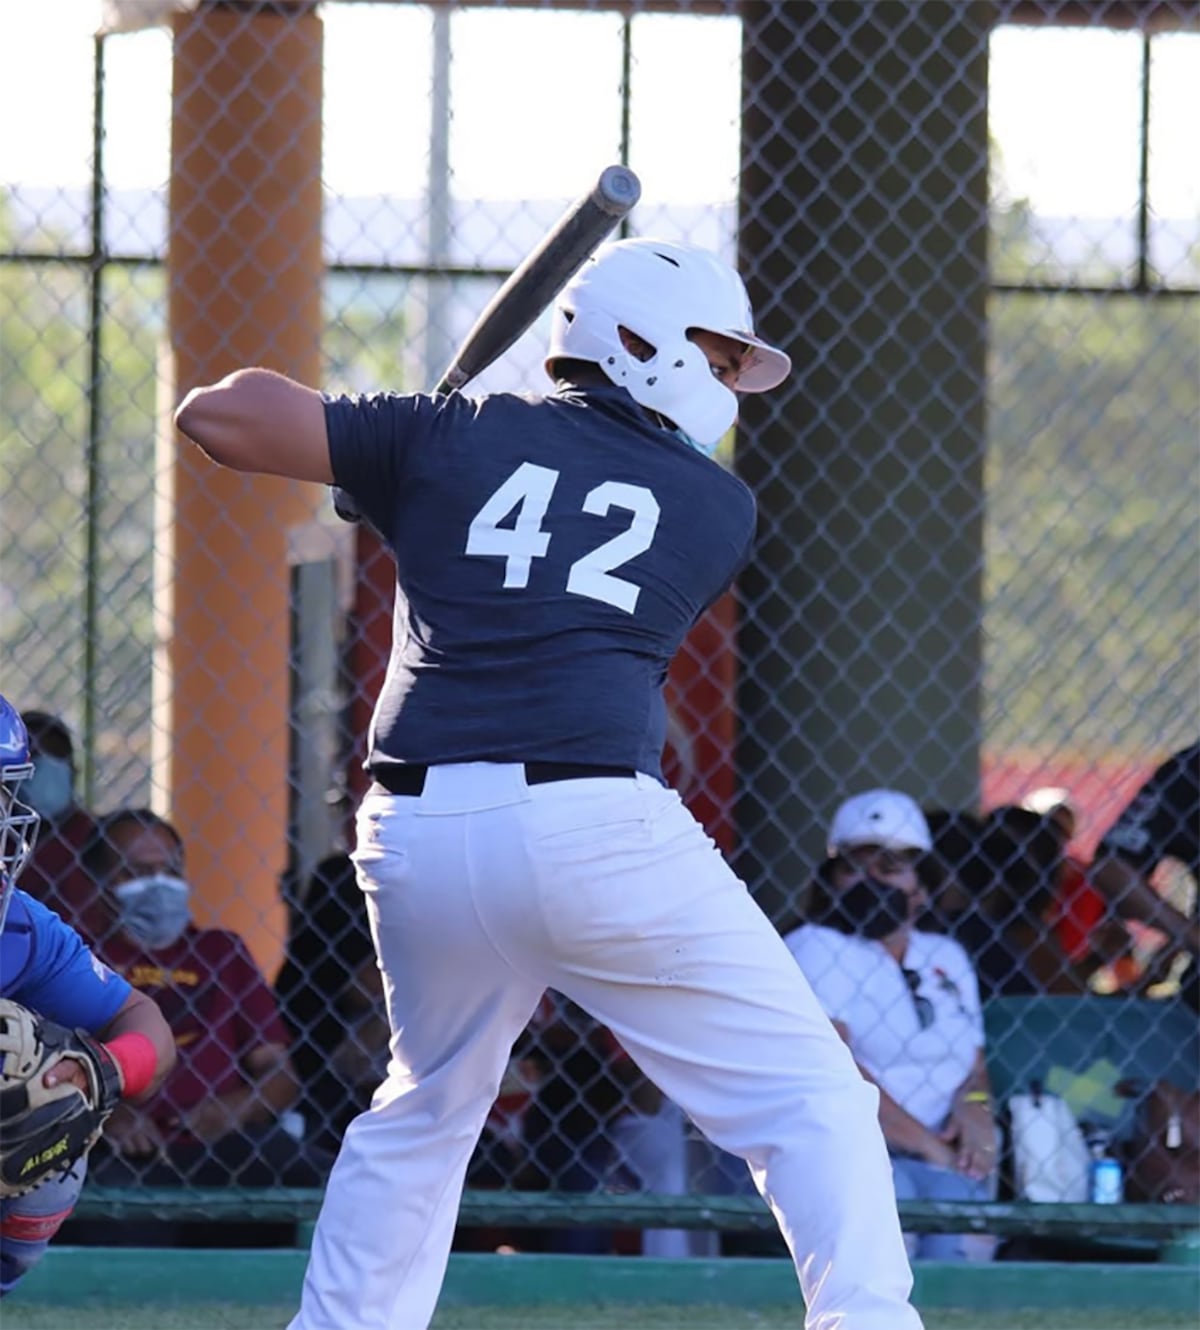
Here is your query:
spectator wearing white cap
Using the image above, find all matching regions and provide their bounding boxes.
[783,789,998,1262]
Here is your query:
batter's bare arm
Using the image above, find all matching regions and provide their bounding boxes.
[175,368,332,484]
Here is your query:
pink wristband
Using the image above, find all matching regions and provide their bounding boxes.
[104,1032,159,1098]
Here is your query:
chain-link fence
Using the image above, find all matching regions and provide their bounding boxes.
[2,0,1197,1254]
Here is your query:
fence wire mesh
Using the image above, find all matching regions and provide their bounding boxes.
[1,0,1197,1253]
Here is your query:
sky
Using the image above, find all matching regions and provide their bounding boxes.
[0,0,1197,221]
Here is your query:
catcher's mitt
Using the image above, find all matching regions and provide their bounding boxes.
[0,998,123,1198]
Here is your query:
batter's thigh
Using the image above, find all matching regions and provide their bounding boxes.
[354,790,545,1100]
[527,779,866,1158]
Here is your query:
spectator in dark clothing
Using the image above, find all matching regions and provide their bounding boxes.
[1021,787,1140,992]
[1090,743,1200,1007]
[19,710,105,940]
[917,809,984,933]
[275,854,389,1155]
[520,994,663,1255]
[81,808,331,1189]
[920,806,1086,999]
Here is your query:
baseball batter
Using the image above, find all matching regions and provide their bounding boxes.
[0,696,176,1295]
[175,238,925,1330]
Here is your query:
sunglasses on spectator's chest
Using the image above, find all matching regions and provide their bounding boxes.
[901,967,935,1030]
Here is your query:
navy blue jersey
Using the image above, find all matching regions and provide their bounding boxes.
[1,890,130,1031]
[326,385,756,780]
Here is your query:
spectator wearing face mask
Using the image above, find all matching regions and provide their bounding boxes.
[80,808,332,1193]
[18,710,106,941]
[782,790,998,1263]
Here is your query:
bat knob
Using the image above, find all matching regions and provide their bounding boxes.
[330,486,361,523]
[596,165,641,216]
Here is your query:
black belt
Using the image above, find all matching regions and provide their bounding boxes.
[371,762,636,797]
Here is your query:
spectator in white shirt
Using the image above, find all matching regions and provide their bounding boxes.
[783,789,998,1262]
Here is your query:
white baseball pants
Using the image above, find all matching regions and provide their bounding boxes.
[289,764,923,1330]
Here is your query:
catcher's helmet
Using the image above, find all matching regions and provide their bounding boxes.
[546,238,791,449]
[0,695,39,934]
[827,789,932,858]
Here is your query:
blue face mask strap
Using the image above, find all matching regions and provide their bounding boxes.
[645,407,719,459]
[674,426,719,458]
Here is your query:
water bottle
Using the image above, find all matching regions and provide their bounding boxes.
[1086,1131,1124,1204]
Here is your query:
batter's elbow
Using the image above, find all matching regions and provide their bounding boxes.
[174,370,261,470]
[174,384,230,467]
[172,387,203,443]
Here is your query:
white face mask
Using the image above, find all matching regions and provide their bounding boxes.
[114,873,192,950]
[24,755,74,821]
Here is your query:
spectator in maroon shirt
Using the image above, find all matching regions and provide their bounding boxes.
[81,807,331,1188]
[18,710,106,941]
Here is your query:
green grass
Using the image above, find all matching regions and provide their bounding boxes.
[2,1307,1198,1330]
[443,1312,1196,1330]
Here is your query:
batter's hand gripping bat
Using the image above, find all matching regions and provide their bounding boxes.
[331,164,642,523]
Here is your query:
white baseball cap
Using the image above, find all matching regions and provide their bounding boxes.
[1020,786,1074,818]
[827,789,933,856]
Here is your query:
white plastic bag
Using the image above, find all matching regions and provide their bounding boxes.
[1008,1090,1090,1203]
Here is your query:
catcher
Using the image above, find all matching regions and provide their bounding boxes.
[0,695,175,1296]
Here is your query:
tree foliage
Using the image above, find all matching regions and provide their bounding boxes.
[985,290,1199,759]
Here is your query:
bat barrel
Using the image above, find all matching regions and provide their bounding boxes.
[595,165,642,216]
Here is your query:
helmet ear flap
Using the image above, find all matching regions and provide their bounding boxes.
[548,307,641,388]
[629,338,738,447]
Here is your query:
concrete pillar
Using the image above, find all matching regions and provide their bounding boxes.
[736,0,992,918]
[163,0,323,974]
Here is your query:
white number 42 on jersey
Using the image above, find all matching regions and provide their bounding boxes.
[465,461,660,614]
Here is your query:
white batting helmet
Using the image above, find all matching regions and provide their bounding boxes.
[827,789,933,857]
[546,238,791,448]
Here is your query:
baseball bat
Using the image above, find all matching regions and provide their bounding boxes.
[332,164,642,524]
[432,163,641,393]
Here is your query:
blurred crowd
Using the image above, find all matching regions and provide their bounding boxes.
[14,706,1199,1258]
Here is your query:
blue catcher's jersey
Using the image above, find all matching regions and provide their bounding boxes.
[326,385,757,780]
[1,890,130,1032]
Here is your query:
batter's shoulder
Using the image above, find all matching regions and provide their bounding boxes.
[457,389,547,415]
[708,458,756,518]
[429,389,552,440]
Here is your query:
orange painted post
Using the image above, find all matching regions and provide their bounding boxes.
[163,1,323,977]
